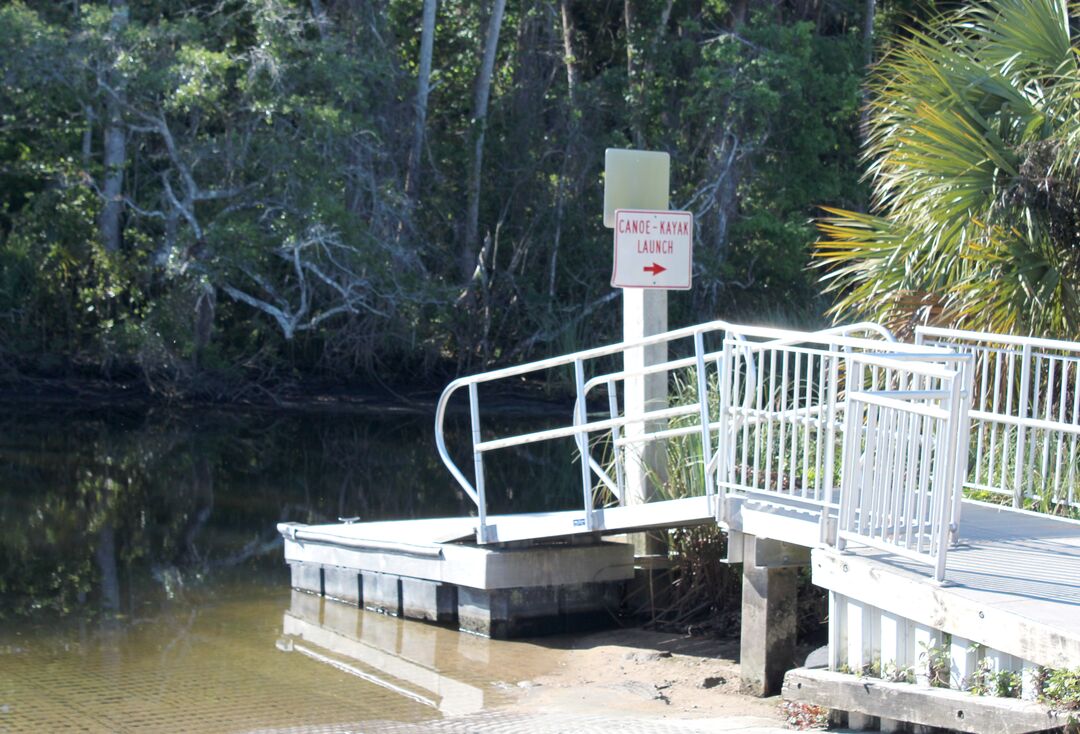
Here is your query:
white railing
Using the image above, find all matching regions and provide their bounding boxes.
[915,326,1080,510]
[435,318,980,581]
[836,354,970,582]
[436,319,729,542]
[435,319,955,545]
[715,334,850,515]
[711,330,970,557]
[571,322,901,512]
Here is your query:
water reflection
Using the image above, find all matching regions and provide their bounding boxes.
[0,405,574,620]
[0,404,576,731]
[279,591,489,716]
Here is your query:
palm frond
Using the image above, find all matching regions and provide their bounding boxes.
[815,0,1080,339]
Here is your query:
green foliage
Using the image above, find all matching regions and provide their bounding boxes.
[969,657,1023,698]
[1,0,874,390]
[919,636,952,688]
[1042,667,1080,718]
[815,0,1080,339]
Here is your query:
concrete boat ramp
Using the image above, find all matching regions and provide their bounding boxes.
[278,321,1080,732]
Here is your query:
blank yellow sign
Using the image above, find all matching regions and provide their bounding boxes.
[603,148,670,228]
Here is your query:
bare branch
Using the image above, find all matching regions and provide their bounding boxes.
[223,225,389,339]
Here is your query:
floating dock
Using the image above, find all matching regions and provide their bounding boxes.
[280,320,1080,732]
[279,516,636,638]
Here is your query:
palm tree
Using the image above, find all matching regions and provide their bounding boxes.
[814,0,1080,338]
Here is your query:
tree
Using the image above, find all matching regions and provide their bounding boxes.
[99,0,128,254]
[1,0,871,389]
[463,0,507,280]
[815,0,1080,338]
[406,0,438,201]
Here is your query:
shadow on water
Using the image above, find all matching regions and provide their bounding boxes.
[0,403,579,732]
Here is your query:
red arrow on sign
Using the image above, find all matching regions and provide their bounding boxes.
[643,262,667,276]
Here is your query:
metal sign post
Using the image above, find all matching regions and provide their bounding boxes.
[603,149,684,559]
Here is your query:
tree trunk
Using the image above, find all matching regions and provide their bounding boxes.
[550,0,581,300]
[623,0,645,148]
[711,135,740,259]
[310,0,330,41]
[82,104,94,167]
[859,0,875,140]
[729,0,748,27]
[99,0,129,254]
[559,0,579,107]
[406,0,438,200]
[462,0,507,279]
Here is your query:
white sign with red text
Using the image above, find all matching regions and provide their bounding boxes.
[611,209,693,290]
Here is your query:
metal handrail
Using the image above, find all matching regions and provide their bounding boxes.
[434,320,915,542]
[915,325,1080,509]
[917,325,1080,353]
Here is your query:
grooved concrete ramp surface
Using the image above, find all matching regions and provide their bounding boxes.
[247,712,791,733]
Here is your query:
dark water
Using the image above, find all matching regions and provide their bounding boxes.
[0,404,578,732]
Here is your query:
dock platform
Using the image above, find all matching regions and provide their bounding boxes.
[816,500,1080,673]
[280,319,1080,730]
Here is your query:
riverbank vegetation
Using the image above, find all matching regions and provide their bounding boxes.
[0,0,894,397]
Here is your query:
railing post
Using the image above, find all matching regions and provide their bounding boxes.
[607,379,626,505]
[822,345,841,542]
[950,355,974,542]
[933,372,963,583]
[1013,344,1032,508]
[574,358,595,530]
[836,359,862,552]
[715,337,733,522]
[468,383,489,543]
[694,331,715,503]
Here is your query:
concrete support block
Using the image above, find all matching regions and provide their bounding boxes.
[784,666,1065,734]
[950,635,979,690]
[751,537,811,567]
[559,581,620,616]
[456,581,622,639]
[322,565,361,606]
[558,581,621,633]
[879,715,904,732]
[362,572,402,616]
[289,561,323,595]
[401,577,457,624]
[847,712,877,730]
[458,586,560,639]
[740,560,798,696]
